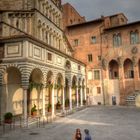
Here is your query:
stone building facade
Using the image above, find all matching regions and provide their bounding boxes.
[63,3,140,105]
[0,0,86,122]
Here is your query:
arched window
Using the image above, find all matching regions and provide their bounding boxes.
[113,34,122,47]
[124,59,134,79]
[130,31,139,45]
[109,60,119,79]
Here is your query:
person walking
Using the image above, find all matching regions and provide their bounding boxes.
[84,129,92,140]
[74,128,82,140]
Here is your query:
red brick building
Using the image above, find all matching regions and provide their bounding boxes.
[62,3,86,29]
[63,3,140,105]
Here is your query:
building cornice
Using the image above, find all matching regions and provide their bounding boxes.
[104,20,140,31]
[0,9,63,33]
[0,34,86,66]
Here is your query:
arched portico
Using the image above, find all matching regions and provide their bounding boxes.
[2,67,22,115]
[65,78,70,108]
[78,78,81,105]
[72,75,77,106]
[55,73,64,110]
[28,68,44,115]
[46,71,53,112]
[82,79,86,102]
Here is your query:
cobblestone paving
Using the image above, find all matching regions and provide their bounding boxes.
[1,106,140,140]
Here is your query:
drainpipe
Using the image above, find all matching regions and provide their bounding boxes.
[99,24,106,105]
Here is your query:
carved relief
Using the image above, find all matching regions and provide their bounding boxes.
[131,46,138,54]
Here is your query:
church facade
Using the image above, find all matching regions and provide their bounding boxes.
[0,0,86,121]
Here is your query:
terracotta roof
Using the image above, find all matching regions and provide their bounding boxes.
[67,18,103,28]
[105,12,128,21]
[104,20,140,31]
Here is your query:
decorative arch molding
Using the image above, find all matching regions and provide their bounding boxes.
[1,63,47,87]
[28,64,46,79]
[0,64,22,85]
[55,72,64,85]
[71,75,78,86]
[123,58,133,65]
[46,70,54,84]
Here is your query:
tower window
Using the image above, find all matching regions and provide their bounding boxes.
[88,54,93,62]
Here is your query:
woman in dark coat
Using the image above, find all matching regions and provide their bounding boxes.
[74,128,82,140]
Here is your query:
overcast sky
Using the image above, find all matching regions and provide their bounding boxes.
[62,0,140,23]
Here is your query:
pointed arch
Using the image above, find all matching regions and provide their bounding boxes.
[124,58,134,79]
[109,59,119,79]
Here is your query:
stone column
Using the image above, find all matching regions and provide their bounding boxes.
[48,32,50,45]
[42,87,46,117]
[51,84,55,118]
[24,17,27,33]
[69,85,72,110]
[51,34,53,46]
[23,88,28,126]
[119,64,125,105]
[53,36,56,48]
[27,15,32,35]
[80,87,83,106]
[84,86,87,101]
[76,86,79,107]
[62,86,65,111]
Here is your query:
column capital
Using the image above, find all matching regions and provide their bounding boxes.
[22,82,29,90]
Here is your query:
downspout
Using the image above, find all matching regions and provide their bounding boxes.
[99,24,106,105]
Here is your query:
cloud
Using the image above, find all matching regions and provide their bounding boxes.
[62,0,140,22]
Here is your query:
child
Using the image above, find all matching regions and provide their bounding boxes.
[84,129,92,140]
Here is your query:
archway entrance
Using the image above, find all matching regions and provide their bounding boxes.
[109,60,119,79]
[28,68,44,115]
[72,76,77,106]
[124,59,134,79]
[55,73,63,110]
[65,78,69,108]
[5,67,22,115]
[78,78,81,105]
[46,71,53,112]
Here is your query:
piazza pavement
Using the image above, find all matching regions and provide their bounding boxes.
[0,106,140,140]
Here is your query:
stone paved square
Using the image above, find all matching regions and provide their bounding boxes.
[1,106,140,140]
